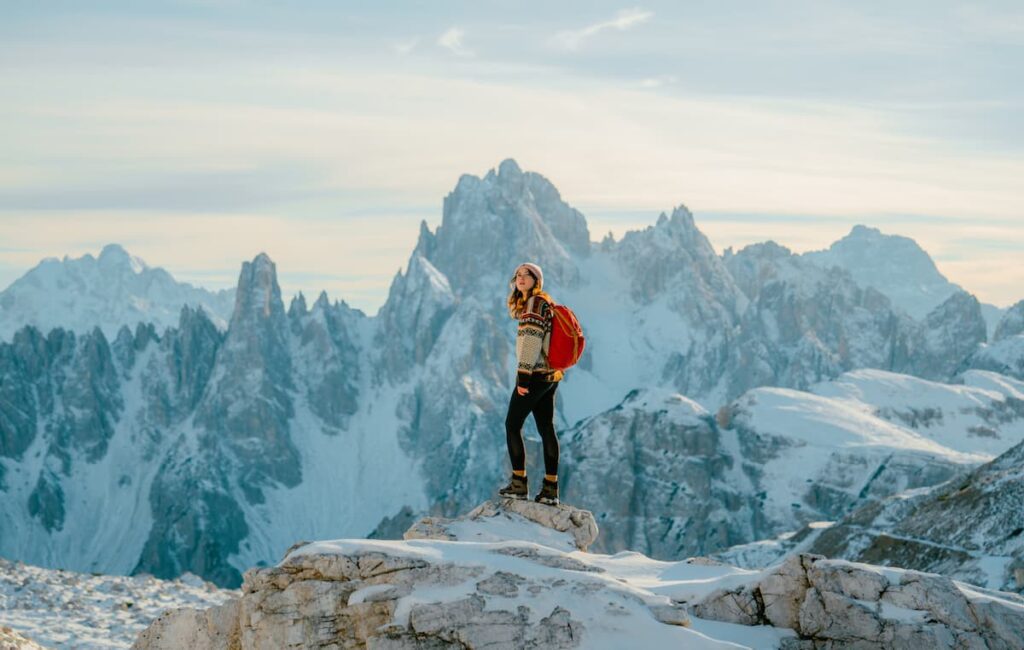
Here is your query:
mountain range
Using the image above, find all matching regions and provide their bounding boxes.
[1,159,1022,591]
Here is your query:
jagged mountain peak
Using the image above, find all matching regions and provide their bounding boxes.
[232,253,285,325]
[288,291,307,318]
[656,204,698,230]
[484,157,523,181]
[625,204,714,254]
[418,160,589,297]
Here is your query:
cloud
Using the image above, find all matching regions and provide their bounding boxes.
[638,75,677,89]
[553,8,653,51]
[437,27,472,57]
[393,37,419,56]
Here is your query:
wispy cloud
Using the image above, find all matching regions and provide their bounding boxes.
[437,27,472,57]
[553,8,653,51]
[393,37,419,56]
[638,75,677,89]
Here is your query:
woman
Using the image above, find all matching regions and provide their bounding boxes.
[498,262,564,505]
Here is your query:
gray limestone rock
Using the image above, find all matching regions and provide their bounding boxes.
[693,553,1024,649]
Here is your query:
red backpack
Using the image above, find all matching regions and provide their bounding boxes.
[546,300,586,371]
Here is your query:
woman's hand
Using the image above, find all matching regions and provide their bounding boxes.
[517,386,530,396]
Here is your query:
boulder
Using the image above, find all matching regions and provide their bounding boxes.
[404,498,599,552]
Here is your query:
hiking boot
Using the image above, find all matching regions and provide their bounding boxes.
[534,478,559,506]
[498,474,528,500]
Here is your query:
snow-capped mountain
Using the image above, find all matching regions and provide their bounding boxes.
[1,159,1021,590]
[801,224,1005,335]
[0,243,234,342]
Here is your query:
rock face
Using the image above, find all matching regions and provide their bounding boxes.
[693,553,1024,649]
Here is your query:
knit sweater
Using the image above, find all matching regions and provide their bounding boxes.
[514,294,564,388]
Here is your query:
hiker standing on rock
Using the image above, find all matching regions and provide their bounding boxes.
[499,262,565,506]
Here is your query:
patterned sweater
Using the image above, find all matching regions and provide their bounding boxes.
[515,294,565,388]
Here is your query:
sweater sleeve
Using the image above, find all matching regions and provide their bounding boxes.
[516,296,548,388]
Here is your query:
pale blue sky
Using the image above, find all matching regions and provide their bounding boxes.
[1,1,1022,312]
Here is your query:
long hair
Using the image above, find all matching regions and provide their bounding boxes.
[507,268,551,318]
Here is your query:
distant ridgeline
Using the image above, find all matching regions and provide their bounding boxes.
[1,158,1023,591]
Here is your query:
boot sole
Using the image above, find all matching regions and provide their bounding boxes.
[499,493,528,500]
[534,498,559,506]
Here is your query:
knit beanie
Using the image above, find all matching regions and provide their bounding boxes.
[515,262,544,290]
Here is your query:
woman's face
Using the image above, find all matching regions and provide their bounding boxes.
[514,267,536,293]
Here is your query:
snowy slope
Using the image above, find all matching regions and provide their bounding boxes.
[719,384,985,534]
[809,368,1024,456]
[0,243,234,342]
[0,556,236,650]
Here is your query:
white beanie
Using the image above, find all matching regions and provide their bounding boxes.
[515,262,543,289]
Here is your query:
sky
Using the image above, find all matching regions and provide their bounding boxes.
[1,1,1022,314]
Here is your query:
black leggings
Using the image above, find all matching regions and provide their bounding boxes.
[505,379,560,477]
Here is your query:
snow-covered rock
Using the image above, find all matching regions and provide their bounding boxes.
[404,498,599,552]
[0,625,47,650]
[694,553,1024,649]
[0,556,236,650]
[0,243,234,342]
[132,503,1024,650]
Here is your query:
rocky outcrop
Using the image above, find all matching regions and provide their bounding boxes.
[133,501,710,650]
[404,498,598,552]
[134,500,1024,650]
[693,553,1024,649]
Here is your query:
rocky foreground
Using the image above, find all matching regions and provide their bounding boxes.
[134,499,1024,649]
